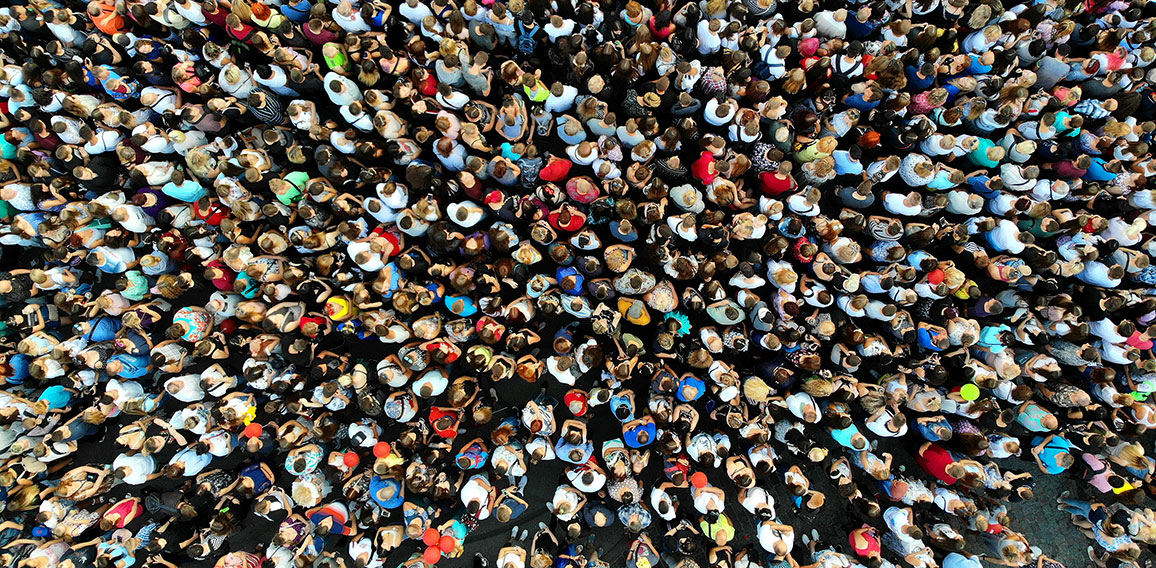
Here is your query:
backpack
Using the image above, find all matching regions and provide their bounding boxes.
[516,20,537,54]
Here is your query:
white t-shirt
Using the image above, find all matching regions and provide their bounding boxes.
[399,1,434,25]
[106,379,145,405]
[324,73,362,106]
[566,465,605,493]
[757,523,793,555]
[461,475,493,520]
[174,0,209,25]
[169,447,212,476]
[549,486,581,521]
[649,487,676,520]
[545,85,578,113]
[165,376,205,403]
[348,241,385,272]
[201,429,234,457]
[332,7,370,33]
[544,19,575,42]
[113,453,156,485]
[692,488,724,515]
[84,129,124,154]
[741,486,775,516]
[46,21,82,45]
[254,66,298,96]
[696,20,722,54]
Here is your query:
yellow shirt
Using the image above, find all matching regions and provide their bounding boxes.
[700,514,735,543]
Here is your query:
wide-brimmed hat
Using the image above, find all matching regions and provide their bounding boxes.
[512,242,544,265]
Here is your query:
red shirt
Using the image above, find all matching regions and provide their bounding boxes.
[32,130,61,151]
[429,407,461,439]
[227,22,258,45]
[299,316,326,337]
[759,171,795,196]
[302,24,339,46]
[195,200,228,226]
[202,7,230,28]
[205,260,236,291]
[849,527,881,558]
[648,18,674,40]
[539,157,572,182]
[916,443,959,485]
[691,151,717,184]
[564,390,589,417]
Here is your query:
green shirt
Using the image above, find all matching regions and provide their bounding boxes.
[121,270,150,301]
[524,82,549,102]
[322,43,349,72]
[0,138,16,160]
[278,171,309,205]
[966,138,1000,168]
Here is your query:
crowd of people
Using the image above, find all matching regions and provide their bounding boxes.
[2,0,1156,566]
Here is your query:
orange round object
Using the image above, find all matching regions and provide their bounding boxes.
[343,452,360,468]
[243,423,263,439]
[374,442,392,458]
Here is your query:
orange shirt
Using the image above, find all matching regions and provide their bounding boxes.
[91,5,125,35]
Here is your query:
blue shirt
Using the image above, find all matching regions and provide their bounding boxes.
[81,316,122,342]
[555,439,594,464]
[369,476,404,509]
[830,424,863,449]
[499,494,529,520]
[833,151,864,175]
[623,420,655,448]
[1083,157,1118,182]
[6,354,30,384]
[843,92,879,111]
[109,354,151,378]
[38,385,72,410]
[906,66,935,90]
[967,175,999,199]
[966,53,993,75]
[1032,436,1072,475]
[160,180,207,203]
[282,0,313,22]
[943,553,983,568]
[845,16,879,39]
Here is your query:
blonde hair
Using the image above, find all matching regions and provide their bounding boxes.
[1115,442,1148,469]
[743,377,773,403]
[782,68,806,95]
[801,378,834,398]
[231,0,254,23]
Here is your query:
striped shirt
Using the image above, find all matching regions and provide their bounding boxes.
[244,89,285,125]
[1074,99,1113,120]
